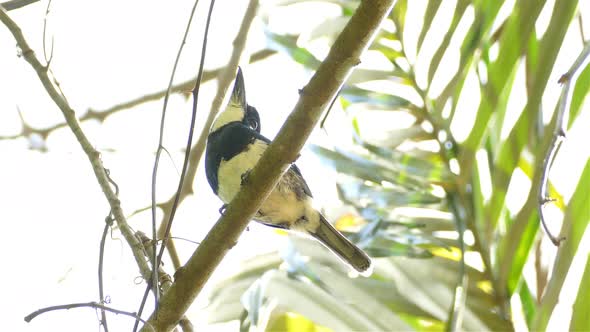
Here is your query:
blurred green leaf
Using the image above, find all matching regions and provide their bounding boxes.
[427,0,469,84]
[461,0,544,158]
[267,312,333,332]
[310,145,428,190]
[358,125,431,150]
[518,281,536,329]
[569,254,590,332]
[371,42,404,63]
[341,86,412,109]
[416,0,441,52]
[245,269,412,331]
[208,254,283,324]
[379,257,509,331]
[265,32,321,68]
[498,202,538,296]
[391,0,407,42]
[218,1,589,331]
[337,181,440,207]
[304,16,349,43]
[360,140,454,185]
[347,68,404,85]
[569,62,590,128]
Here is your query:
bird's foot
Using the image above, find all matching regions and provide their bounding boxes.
[241,170,252,185]
[218,204,227,215]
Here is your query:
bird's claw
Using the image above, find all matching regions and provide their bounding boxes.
[219,204,227,215]
[241,170,252,185]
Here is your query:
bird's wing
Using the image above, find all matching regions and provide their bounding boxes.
[252,130,313,197]
[252,130,313,198]
[288,164,313,198]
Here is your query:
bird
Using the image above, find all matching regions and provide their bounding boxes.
[205,68,372,273]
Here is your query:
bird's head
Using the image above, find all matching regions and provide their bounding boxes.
[210,68,261,134]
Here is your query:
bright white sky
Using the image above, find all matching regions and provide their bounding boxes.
[1,0,589,331]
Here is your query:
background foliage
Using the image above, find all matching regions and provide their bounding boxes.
[210,0,590,331]
[1,0,589,331]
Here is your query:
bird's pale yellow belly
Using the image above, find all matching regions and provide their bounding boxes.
[217,140,317,231]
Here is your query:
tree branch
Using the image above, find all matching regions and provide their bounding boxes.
[0,50,275,142]
[140,0,395,330]
[0,6,152,283]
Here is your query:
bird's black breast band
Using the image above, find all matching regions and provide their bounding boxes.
[205,123,270,194]
[205,122,312,199]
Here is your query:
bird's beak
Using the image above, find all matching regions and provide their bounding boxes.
[230,67,247,110]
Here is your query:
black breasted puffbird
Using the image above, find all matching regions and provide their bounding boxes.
[205,68,371,273]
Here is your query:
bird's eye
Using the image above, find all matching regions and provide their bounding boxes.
[250,121,258,130]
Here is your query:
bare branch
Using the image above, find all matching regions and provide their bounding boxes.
[538,41,590,245]
[149,0,208,309]
[0,50,275,142]
[141,0,395,330]
[24,301,152,331]
[0,6,153,284]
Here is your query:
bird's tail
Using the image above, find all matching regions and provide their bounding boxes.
[311,214,372,273]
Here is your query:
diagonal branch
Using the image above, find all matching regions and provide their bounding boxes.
[0,6,152,283]
[140,0,395,330]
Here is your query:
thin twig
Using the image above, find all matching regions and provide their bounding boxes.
[42,0,53,65]
[98,168,119,330]
[39,0,69,103]
[0,5,153,287]
[24,302,152,331]
[134,231,194,331]
[538,41,590,246]
[100,165,120,332]
[157,0,215,300]
[141,0,395,330]
[155,0,261,272]
[98,217,113,332]
[134,286,152,332]
[139,0,218,325]
[149,0,206,311]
